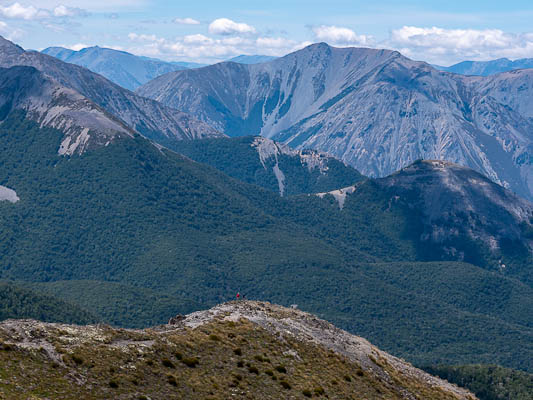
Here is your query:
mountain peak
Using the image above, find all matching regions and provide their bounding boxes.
[377,159,533,252]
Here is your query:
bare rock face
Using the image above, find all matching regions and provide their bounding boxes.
[0,36,222,147]
[138,42,533,201]
[0,301,476,399]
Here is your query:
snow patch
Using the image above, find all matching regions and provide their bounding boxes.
[0,185,19,203]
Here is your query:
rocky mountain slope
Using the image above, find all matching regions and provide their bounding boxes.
[0,301,476,399]
[436,57,533,76]
[0,66,134,155]
[173,135,363,196]
[315,160,533,283]
[375,160,533,257]
[0,36,221,146]
[42,46,187,90]
[138,43,533,201]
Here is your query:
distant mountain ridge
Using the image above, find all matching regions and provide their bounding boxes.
[138,42,533,202]
[436,57,533,76]
[227,54,278,64]
[42,46,188,90]
[0,36,222,151]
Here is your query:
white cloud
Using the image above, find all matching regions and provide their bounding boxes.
[312,25,373,46]
[65,43,90,51]
[53,5,88,17]
[387,26,533,64]
[208,18,256,35]
[0,2,88,20]
[10,0,146,11]
[0,3,41,19]
[183,34,213,44]
[173,17,200,25]
[126,31,301,62]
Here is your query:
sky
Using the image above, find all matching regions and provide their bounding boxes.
[1,0,533,65]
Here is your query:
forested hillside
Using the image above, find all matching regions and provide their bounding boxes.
[1,111,532,371]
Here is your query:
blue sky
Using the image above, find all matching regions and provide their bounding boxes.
[1,0,533,65]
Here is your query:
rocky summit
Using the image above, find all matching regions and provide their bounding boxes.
[0,301,475,400]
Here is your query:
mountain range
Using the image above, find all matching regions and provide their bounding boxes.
[41,46,276,90]
[138,42,533,203]
[41,46,189,91]
[0,36,221,147]
[436,57,533,76]
[0,103,532,371]
[1,35,533,377]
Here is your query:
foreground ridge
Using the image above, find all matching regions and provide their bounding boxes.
[0,301,475,399]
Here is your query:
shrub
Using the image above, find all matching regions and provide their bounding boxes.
[280,380,291,389]
[71,355,84,365]
[275,365,287,373]
[302,389,312,397]
[145,359,154,366]
[181,357,199,368]
[265,369,274,376]
[167,374,177,386]
[254,355,264,362]
[248,365,259,374]
[344,375,352,382]
[314,386,325,395]
[109,380,119,388]
[1,343,12,351]
[237,361,244,367]
[162,358,175,368]
[174,351,183,360]
[356,369,364,377]
[233,348,242,356]
[209,334,220,341]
